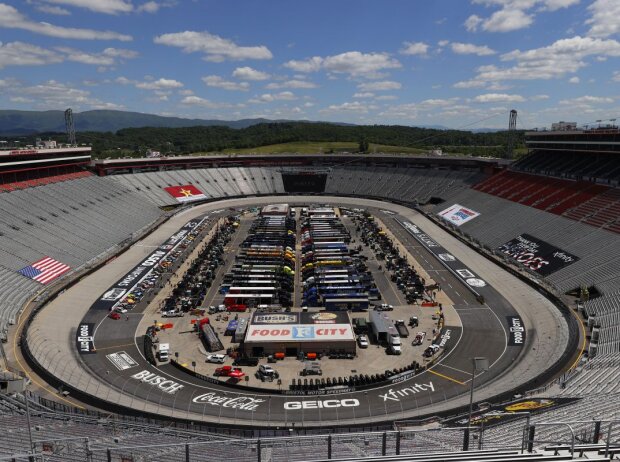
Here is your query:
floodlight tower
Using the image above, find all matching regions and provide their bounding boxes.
[64,108,76,146]
[505,109,518,159]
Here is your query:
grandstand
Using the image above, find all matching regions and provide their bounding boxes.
[1,129,620,459]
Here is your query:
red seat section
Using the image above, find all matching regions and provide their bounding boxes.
[0,171,93,193]
[472,170,620,234]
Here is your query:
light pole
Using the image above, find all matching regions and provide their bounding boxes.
[467,357,489,429]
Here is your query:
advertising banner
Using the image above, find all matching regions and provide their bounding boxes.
[76,323,96,354]
[497,234,580,276]
[246,324,354,342]
[438,204,480,226]
[164,184,207,203]
[443,397,581,428]
[507,316,526,346]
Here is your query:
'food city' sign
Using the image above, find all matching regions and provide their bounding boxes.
[246,324,354,341]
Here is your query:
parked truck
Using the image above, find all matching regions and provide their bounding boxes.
[395,320,410,338]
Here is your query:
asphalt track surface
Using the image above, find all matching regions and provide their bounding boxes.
[31,196,569,428]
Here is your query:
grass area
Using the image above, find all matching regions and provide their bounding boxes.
[209,141,428,155]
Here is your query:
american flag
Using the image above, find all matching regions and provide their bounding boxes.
[18,257,71,284]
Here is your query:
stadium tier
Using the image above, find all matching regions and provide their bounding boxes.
[1,145,620,459]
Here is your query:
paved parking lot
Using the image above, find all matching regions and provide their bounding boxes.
[149,207,461,390]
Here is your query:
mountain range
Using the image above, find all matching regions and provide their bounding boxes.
[0,110,309,135]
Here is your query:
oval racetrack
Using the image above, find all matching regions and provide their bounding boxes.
[25,196,571,428]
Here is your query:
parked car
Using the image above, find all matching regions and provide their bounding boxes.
[412,332,426,346]
[206,354,226,364]
[108,312,121,320]
[301,362,322,376]
[423,344,440,358]
[375,303,394,311]
[256,364,279,381]
[162,310,184,318]
[214,366,244,378]
[357,335,369,348]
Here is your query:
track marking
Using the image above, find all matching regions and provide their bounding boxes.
[440,363,473,376]
[94,343,135,351]
[428,369,466,386]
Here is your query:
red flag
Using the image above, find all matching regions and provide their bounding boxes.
[164,185,207,203]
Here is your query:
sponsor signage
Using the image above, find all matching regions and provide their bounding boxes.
[310,312,338,324]
[192,393,265,411]
[101,288,126,301]
[438,253,456,262]
[164,185,207,203]
[507,316,525,346]
[246,324,354,342]
[497,234,580,276]
[438,204,480,226]
[130,370,184,394]
[252,314,298,324]
[106,351,138,371]
[379,381,435,402]
[284,398,359,410]
[402,221,421,234]
[443,397,580,428]
[76,323,96,354]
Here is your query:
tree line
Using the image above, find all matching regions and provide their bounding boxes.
[2,122,525,159]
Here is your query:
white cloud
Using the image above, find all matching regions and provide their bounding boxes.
[483,9,533,32]
[0,41,63,69]
[613,71,620,82]
[353,92,375,98]
[466,1,579,34]
[249,91,297,103]
[154,31,272,61]
[40,0,133,14]
[202,75,249,91]
[0,3,132,40]
[284,51,401,78]
[265,79,318,89]
[465,14,483,32]
[400,41,429,56]
[462,36,620,85]
[180,96,230,109]
[232,66,270,80]
[136,78,183,90]
[321,101,375,114]
[568,76,580,83]
[36,4,71,15]
[357,80,402,91]
[586,0,620,38]
[283,56,324,72]
[453,79,487,88]
[451,42,497,55]
[55,46,138,66]
[559,95,614,105]
[473,93,526,103]
[1,78,123,109]
[136,1,174,13]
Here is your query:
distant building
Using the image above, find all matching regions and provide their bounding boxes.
[551,121,577,131]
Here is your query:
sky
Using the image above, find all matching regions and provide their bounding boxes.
[0,0,619,129]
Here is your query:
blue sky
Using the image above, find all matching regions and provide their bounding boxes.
[1,0,619,129]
